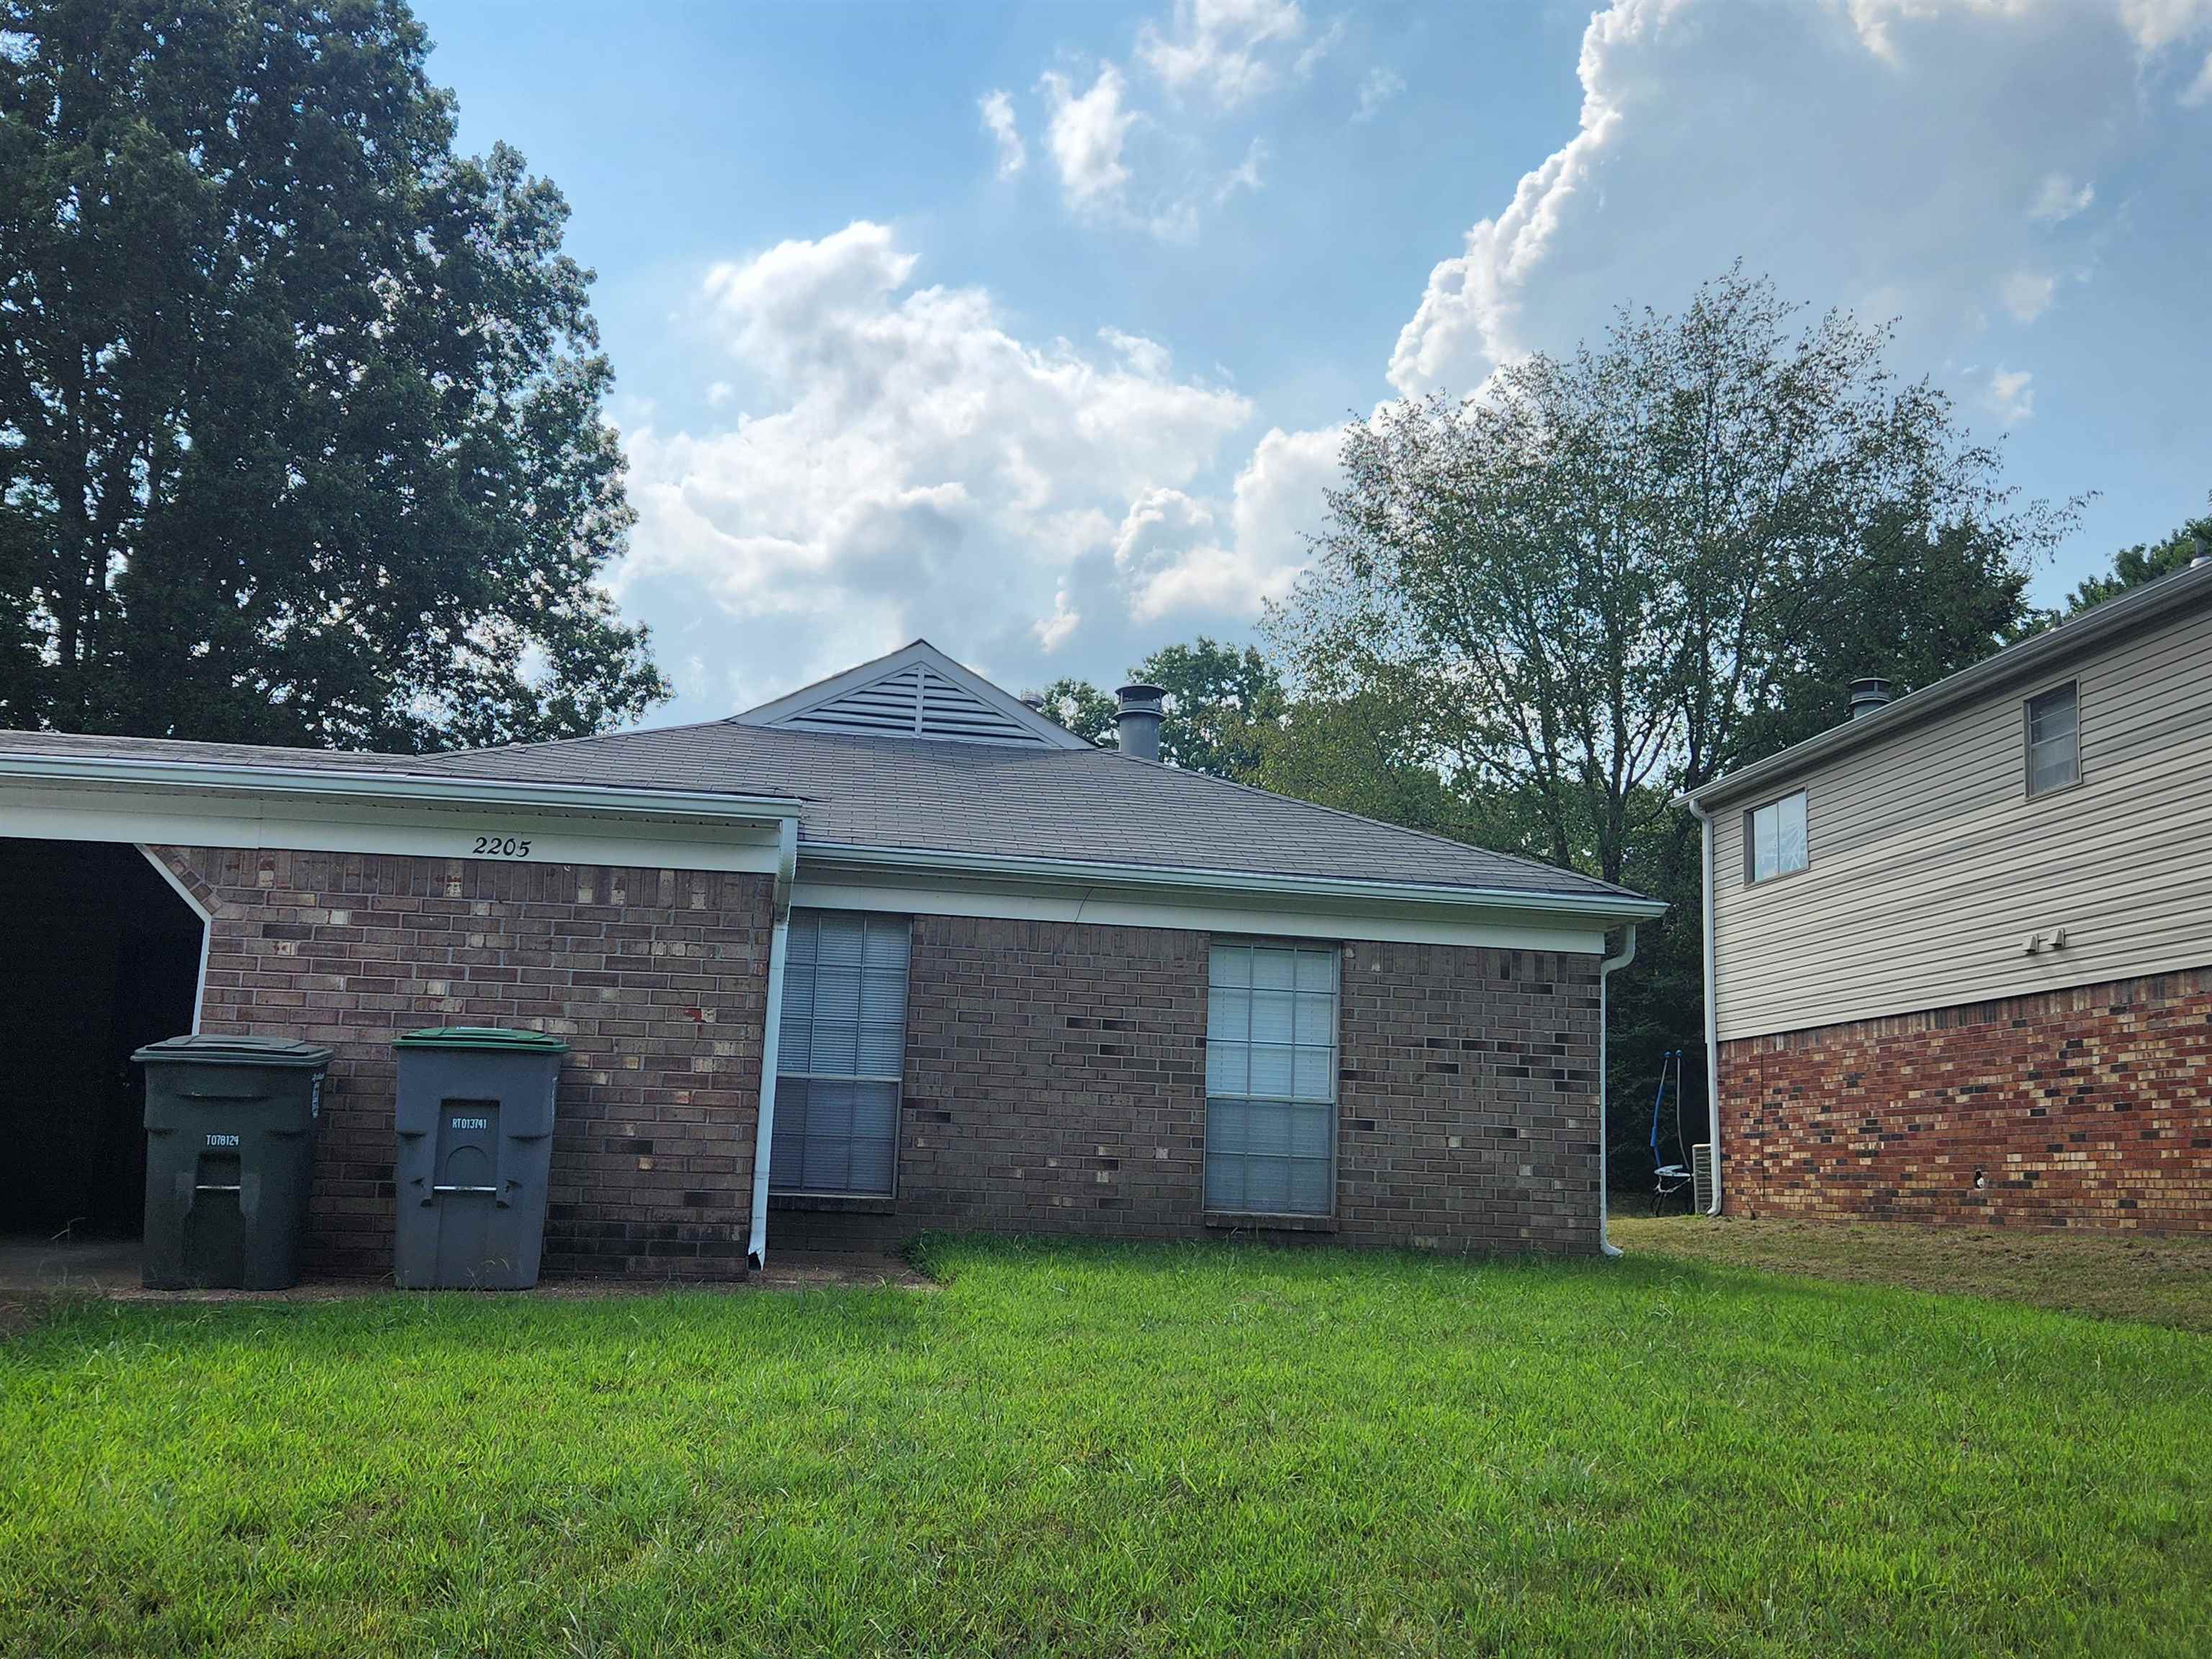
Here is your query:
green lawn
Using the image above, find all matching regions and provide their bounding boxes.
[4,1241,2208,1657]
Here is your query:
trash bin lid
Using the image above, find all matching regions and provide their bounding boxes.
[132,1034,336,1067]
[394,1026,568,1053]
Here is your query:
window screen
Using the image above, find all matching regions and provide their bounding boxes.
[2026,683,2078,798]
[1746,791,1808,884]
[1204,943,1337,1216]
[770,910,910,1196]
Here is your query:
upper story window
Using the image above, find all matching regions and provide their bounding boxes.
[2026,681,2079,799]
[770,909,911,1197]
[1745,790,1808,884]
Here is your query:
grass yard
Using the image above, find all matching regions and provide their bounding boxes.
[1610,1213,2212,1335]
[4,1241,2208,1657]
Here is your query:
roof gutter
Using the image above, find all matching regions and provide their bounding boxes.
[797,842,1667,923]
[746,817,799,1272]
[0,751,804,824]
[1674,557,2212,813]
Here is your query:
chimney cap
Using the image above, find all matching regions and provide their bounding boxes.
[1115,681,1165,707]
[1848,677,1892,720]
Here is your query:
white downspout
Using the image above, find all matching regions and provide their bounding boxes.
[1686,799,1724,1216]
[1597,922,1637,1258]
[747,817,799,1270]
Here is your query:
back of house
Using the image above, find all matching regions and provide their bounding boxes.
[1680,559,2212,1231]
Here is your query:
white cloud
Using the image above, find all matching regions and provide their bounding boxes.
[979,89,1025,177]
[1138,0,1314,106]
[2028,172,2095,222]
[705,380,733,408]
[1987,365,2036,423]
[618,223,1254,708]
[1999,269,2056,321]
[1040,63,1138,216]
[2186,47,2212,100]
[1388,0,2209,400]
[1353,66,1406,122]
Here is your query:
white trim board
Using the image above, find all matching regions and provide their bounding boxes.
[790,873,1609,953]
[137,844,213,1034]
[0,780,786,875]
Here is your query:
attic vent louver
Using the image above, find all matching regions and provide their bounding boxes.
[780,664,1053,745]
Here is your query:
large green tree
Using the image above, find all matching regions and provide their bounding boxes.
[1034,637,1285,775]
[0,0,667,750]
[1265,268,2071,1188]
[2063,494,2210,614]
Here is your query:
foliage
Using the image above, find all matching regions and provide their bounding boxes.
[0,0,667,750]
[3,1241,2207,1655]
[1032,637,1285,776]
[1264,269,2073,1181]
[2064,493,2211,613]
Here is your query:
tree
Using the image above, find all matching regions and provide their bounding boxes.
[1264,267,2072,1192]
[1267,266,2073,889]
[1031,637,1286,776]
[0,0,668,750]
[2064,494,2211,614]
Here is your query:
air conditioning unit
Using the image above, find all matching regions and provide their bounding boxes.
[1691,1144,1716,1215]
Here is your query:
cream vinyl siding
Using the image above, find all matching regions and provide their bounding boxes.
[1710,602,2212,1040]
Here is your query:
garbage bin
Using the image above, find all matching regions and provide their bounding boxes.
[136,1035,333,1290]
[392,1027,567,1289]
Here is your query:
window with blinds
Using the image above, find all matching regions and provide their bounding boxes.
[1204,942,1338,1216]
[770,910,911,1197]
[2025,681,2080,798]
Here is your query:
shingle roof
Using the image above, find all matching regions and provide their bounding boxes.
[0,716,1651,907]
[408,720,1643,902]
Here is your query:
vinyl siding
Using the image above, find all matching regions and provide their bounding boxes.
[1709,601,2212,1040]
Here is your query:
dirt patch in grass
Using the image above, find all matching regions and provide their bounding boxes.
[1610,1213,2212,1333]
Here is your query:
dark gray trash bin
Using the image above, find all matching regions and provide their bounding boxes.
[392,1027,567,1289]
[135,1035,333,1290]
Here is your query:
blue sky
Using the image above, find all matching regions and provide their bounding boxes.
[417,0,2212,724]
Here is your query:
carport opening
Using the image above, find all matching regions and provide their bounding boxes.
[0,840,204,1240]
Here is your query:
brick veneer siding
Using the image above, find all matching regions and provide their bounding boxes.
[1720,968,2212,1232]
[153,846,774,1278]
[770,916,1602,1255]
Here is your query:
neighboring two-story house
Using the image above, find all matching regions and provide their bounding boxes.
[1676,559,2212,1232]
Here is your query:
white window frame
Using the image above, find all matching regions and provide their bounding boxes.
[769,908,911,1199]
[1202,940,1339,1218]
[1743,789,1809,886]
[2024,680,2080,800]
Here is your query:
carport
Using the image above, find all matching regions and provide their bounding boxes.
[0,839,206,1241]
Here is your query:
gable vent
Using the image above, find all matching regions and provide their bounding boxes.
[778,664,1053,745]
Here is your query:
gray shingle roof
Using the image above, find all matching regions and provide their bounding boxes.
[0,719,1650,906]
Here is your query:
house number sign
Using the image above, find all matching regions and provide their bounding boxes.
[470,835,534,859]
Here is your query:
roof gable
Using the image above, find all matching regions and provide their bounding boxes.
[732,640,1090,749]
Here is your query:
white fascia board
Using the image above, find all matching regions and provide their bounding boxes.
[798,842,1663,925]
[793,845,1653,952]
[0,776,788,876]
[0,750,802,824]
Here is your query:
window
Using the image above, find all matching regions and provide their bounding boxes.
[1745,790,1808,884]
[2026,682,2079,798]
[770,910,910,1196]
[1204,943,1338,1216]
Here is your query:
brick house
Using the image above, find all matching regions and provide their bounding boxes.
[1676,561,2212,1233]
[0,642,1661,1277]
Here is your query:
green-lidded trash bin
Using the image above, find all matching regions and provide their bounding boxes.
[136,1035,333,1290]
[392,1027,567,1289]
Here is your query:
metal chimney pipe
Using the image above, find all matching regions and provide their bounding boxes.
[1848,678,1892,720]
[1115,683,1165,761]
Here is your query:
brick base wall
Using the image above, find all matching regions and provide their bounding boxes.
[156,847,773,1278]
[1720,968,2212,1232]
[771,917,1601,1256]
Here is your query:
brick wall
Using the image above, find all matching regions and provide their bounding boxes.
[1720,968,2212,1232]
[771,916,1602,1255]
[156,847,774,1278]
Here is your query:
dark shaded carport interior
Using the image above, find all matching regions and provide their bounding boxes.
[0,840,202,1239]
